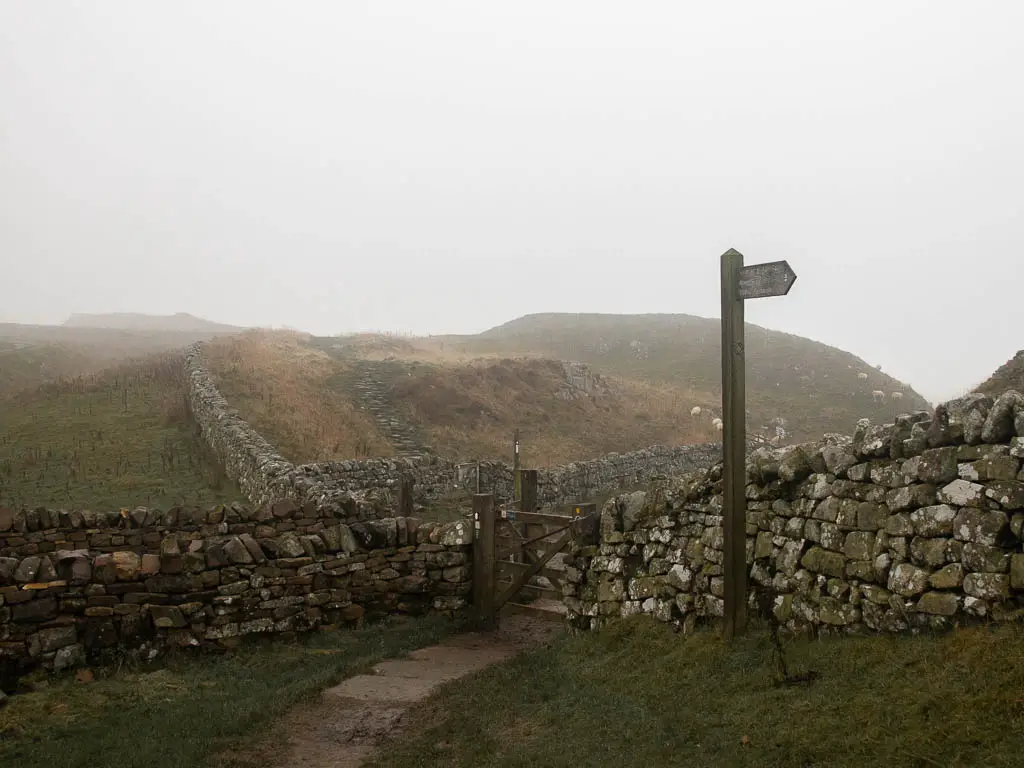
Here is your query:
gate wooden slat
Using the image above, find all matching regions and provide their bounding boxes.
[493,527,575,608]
[502,510,576,526]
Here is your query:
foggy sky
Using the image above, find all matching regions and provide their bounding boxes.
[2,1,1022,405]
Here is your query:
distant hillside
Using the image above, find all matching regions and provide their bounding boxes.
[432,313,931,441]
[207,332,720,466]
[64,312,244,333]
[0,321,245,396]
[976,350,1024,396]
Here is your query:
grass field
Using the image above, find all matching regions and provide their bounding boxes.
[370,616,1024,768]
[0,615,459,768]
[0,353,239,511]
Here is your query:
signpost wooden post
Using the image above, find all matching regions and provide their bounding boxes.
[513,429,521,502]
[472,493,496,629]
[720,249,797,640]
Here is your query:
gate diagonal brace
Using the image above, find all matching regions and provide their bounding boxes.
[494,528,576,608]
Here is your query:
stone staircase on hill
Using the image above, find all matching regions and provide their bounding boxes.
[350,361,429,459]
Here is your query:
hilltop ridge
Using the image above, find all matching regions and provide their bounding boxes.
[63,312,244,333]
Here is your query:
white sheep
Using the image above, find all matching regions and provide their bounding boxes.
[891,391,903,401]
[871,390,886,402]
[690,406,702,417]
[857,372,869,380]
[711,417,723,431]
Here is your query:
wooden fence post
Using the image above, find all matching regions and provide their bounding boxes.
[472,493,496,629]
[519,469,538,513]
[397,474,414,517]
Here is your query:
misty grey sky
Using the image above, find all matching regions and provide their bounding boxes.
[2,1,1022,405]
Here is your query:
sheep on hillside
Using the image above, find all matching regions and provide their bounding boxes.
[891,391,904,401]
[711,417,723,431]
[857,372,869,380]
[690,406,702,417]
[871,390,886,402]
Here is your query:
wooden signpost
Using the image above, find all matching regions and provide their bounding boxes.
[720,249,797,640]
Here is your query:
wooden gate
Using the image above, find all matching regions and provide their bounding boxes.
[472,481,598,626]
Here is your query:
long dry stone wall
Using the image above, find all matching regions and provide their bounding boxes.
[563,391,1024,635]
[185,343,722,517]
[0,501,472,676]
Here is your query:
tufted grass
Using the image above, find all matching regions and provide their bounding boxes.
[369,616,1024,768]
[0,614,459,768]
[0,354,239,511]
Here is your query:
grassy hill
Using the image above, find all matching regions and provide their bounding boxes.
[202,332,395,462]
[976,350,1024,397]
[429,313,932,441]
[205,313,928,468]
[381,357,715,465]
[0,310,939,509]
[199,332,720,466]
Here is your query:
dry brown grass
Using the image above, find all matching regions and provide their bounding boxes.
[329,333,524,366]
[205,333,722,466]
[202,331,393,463]
[389,357,720,465]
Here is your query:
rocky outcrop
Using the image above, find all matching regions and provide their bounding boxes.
[564,392,1024,635]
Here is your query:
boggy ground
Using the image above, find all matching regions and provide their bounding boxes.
[226,615,561,768]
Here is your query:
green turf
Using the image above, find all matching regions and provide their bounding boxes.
[0,614,460,768]
[369,616,1024,768]
[0,355,239,511]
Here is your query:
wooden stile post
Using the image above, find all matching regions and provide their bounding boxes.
[472,493,496,629]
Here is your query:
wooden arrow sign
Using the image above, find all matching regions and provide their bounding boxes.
[737,260,797,300]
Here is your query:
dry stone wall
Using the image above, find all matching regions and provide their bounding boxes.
[563,391,1024,635]
[185,343,722,516]
[0,501,472,676]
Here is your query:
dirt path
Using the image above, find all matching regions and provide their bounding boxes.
[268,615,562,768]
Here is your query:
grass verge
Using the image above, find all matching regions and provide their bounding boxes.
[0,614,460,768]
[369,616,1024,768]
